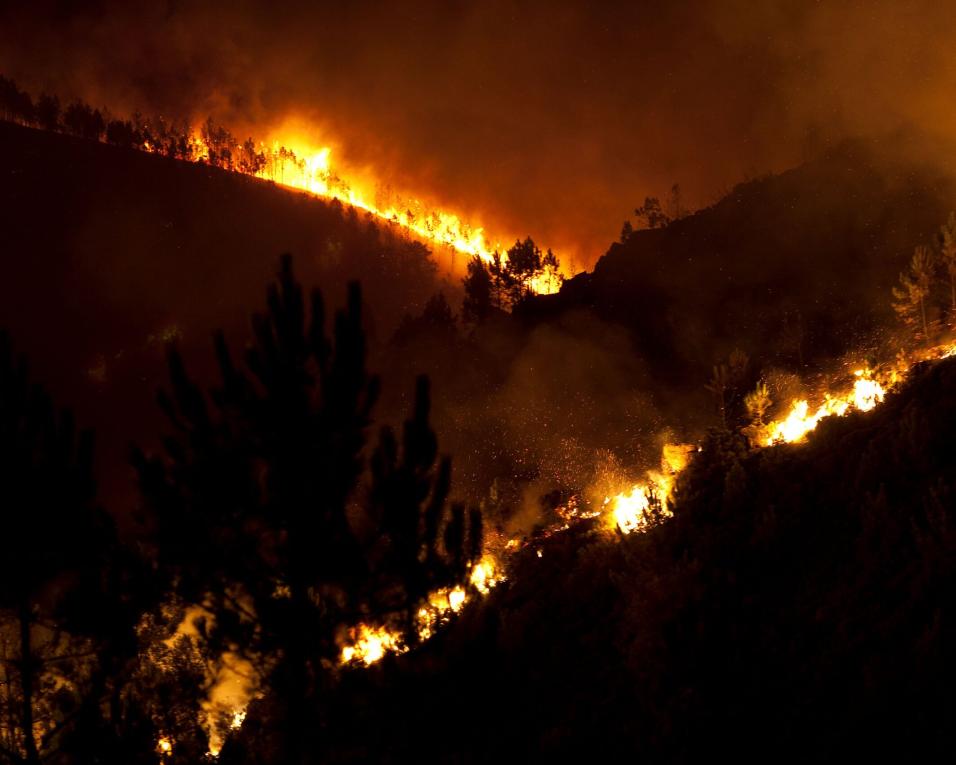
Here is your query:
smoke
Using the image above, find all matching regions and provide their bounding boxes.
[3,1,956,267]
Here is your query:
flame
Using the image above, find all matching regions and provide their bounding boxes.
[162,605,256,758]
[851,370,885,411]
[340,623,406,666]
[603,443,694,534]
[339,555,504,666]
[157,736,173,757]
[765,369,886,445]
[607,485,655,534]
[170,128,563,292]
[469,555,502,594]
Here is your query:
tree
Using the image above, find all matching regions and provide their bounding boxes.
[502,237,544,305]
[133,256,481,763]
[634,196,671,229]
[237,138,266,175]
[742,381,772,446]
[0,76,33,124]
[421,291,456,327]
[33,94,60,132]
[705,364,731,428]
[488,250,507,310]
[106,118,138,148]
[462,256,493,324]
[392,292,457,346]
[62,101,105,141]
[620,219,634,243]
[540,248,563,294]
[0,331,136,764]
[893,245,934,341]
[938,212,956,325]
[201,118,237,169]
[667,183,684,221]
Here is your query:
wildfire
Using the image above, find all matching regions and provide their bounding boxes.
[340,623,405,666]
[167,127,564,292]
[157,736,173,758]
[469,555,502,594]
[338,555,503,666]
[607,486,656,534]
[762,341,956,447]
[765,369,886,446]
[604,443,694,534]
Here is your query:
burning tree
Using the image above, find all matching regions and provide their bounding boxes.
[477,237,563,310]
[133,256,481,763]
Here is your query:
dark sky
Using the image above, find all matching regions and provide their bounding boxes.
[3,0,955,268]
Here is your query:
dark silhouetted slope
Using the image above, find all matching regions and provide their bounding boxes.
[307,353,956,763]
[0,120,445,508]
[526,138,956,383]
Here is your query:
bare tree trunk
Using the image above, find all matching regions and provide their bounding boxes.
[17,601,39,765]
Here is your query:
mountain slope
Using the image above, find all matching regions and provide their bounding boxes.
[307,352,956,763]
[525,138,956,384]
[0,120,446,507]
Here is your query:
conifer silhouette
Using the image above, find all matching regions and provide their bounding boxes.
[0,331,136,763]
[133,255,481,762]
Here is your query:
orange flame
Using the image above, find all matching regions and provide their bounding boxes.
[179,129,563,292]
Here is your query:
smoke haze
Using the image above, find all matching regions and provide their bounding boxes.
[3,1,956,266]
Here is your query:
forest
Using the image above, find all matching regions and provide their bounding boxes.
[2,27,956,762]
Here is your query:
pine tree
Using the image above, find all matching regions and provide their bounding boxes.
[620,219,634,243]
[706,364,731,428]
[133,256,481,763]
[0,332,132,763]
[489,250,507,310]
[634,196,671,229]
[893,245,934,341]
[742,381,772,446]
[540,248,563,294]
[462,256,493,324]
[503,237,543,305]
[938,212,956,325]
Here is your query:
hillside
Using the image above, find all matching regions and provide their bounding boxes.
[0,120,448,507]
[301,352,956,763]
[525,137,956,385]
[376,138,956,519]
[2,117,956,765]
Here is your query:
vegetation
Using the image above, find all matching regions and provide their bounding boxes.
[0,257,481,763]
[1,99,955,762]
[460,238,562,319]
[313,355,956,762]
[893,245,935,340]
[1,74,319,180]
